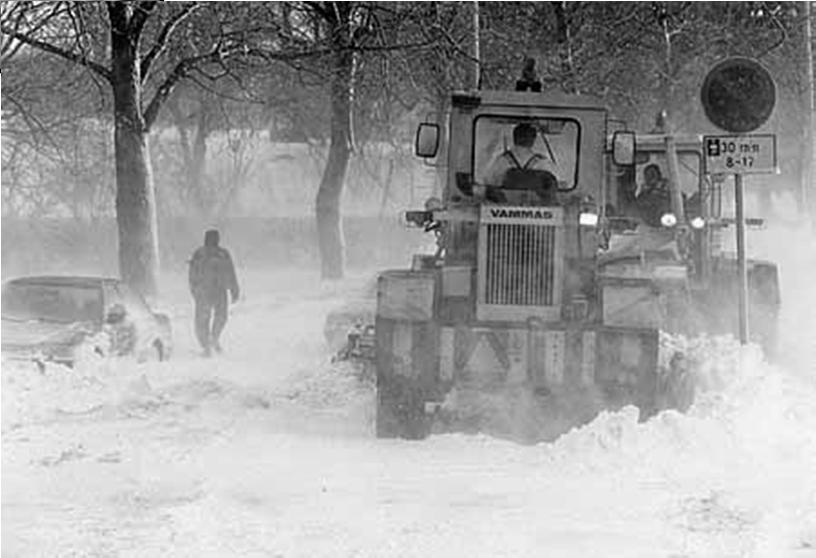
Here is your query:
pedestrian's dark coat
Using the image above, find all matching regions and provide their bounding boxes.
[188,230,239,302]
[188,229,240,354]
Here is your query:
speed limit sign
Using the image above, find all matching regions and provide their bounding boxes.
[703,134,778,174]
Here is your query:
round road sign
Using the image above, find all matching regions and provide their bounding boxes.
[701,57,776,133]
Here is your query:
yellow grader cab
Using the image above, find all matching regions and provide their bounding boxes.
[366,89,700,442]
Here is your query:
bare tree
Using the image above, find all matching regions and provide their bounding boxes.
[0,1,322,295]
[2,2,200,294]
[305,2,357,279]
[293,2,435,279]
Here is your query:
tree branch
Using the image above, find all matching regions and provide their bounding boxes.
[142,30,435,131]
[1,93,64,153]
[106,1,127,34]
[305,2,336,24]
[140,2,202,83]
[143,55,201,130]
[131,1,158,36]
[0,26,111,82]
[1,2,73,63]
[756,7,789,59]
[143,45,246,129]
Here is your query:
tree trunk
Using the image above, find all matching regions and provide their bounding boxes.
[553,1,579,94]
[802,0,814,219]
[378,158,396,217]
[467,1,480,90]
[110,17,160,297]
[315,12,355,280]
[191,102,210,216]
[660,15,674,125]
[168,94,211,218]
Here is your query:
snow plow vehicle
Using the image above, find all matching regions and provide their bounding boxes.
[334,88,779,442]
[357,88,701,442]
[603,132,780,358]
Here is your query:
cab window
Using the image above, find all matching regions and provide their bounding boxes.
[473,116,580,191]
[608,150,703,221]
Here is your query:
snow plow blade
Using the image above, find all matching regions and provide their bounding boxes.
[373,316,671,441]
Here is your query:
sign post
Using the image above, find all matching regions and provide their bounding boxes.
[701,57,777,345]
[734,175,749,344]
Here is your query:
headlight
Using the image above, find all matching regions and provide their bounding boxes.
[579,212,599,227]
[690,216,705,230]
[660,213,678,227]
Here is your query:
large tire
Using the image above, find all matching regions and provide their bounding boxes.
[375,375,429,440]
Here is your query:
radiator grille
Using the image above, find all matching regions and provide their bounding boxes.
[483,223,558,306]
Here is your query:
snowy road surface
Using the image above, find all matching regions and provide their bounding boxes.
[3,225,816,557]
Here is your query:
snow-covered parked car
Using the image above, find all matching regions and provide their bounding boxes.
[1,276,172,370]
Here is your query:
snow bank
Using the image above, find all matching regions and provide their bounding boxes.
[1,357,155,428]
[1,268,378,435]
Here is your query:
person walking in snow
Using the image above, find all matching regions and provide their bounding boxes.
[188,229,240,357]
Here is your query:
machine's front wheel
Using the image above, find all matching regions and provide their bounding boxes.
[375,375,429,440]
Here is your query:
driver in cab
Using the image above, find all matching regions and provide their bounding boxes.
[601,163,679,264]
[635,163,671,227]
[481,123,559,205]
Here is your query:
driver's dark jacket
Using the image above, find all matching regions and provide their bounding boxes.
[636,186,671,227]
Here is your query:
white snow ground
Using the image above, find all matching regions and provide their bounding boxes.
[3,224,816,558]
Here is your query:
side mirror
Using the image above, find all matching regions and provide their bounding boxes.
[415,123,440,158]
[106,304,126,325]
[612,131,636,166]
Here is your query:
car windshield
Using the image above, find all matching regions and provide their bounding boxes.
[1,282,103,324]
[474,116,579,190]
